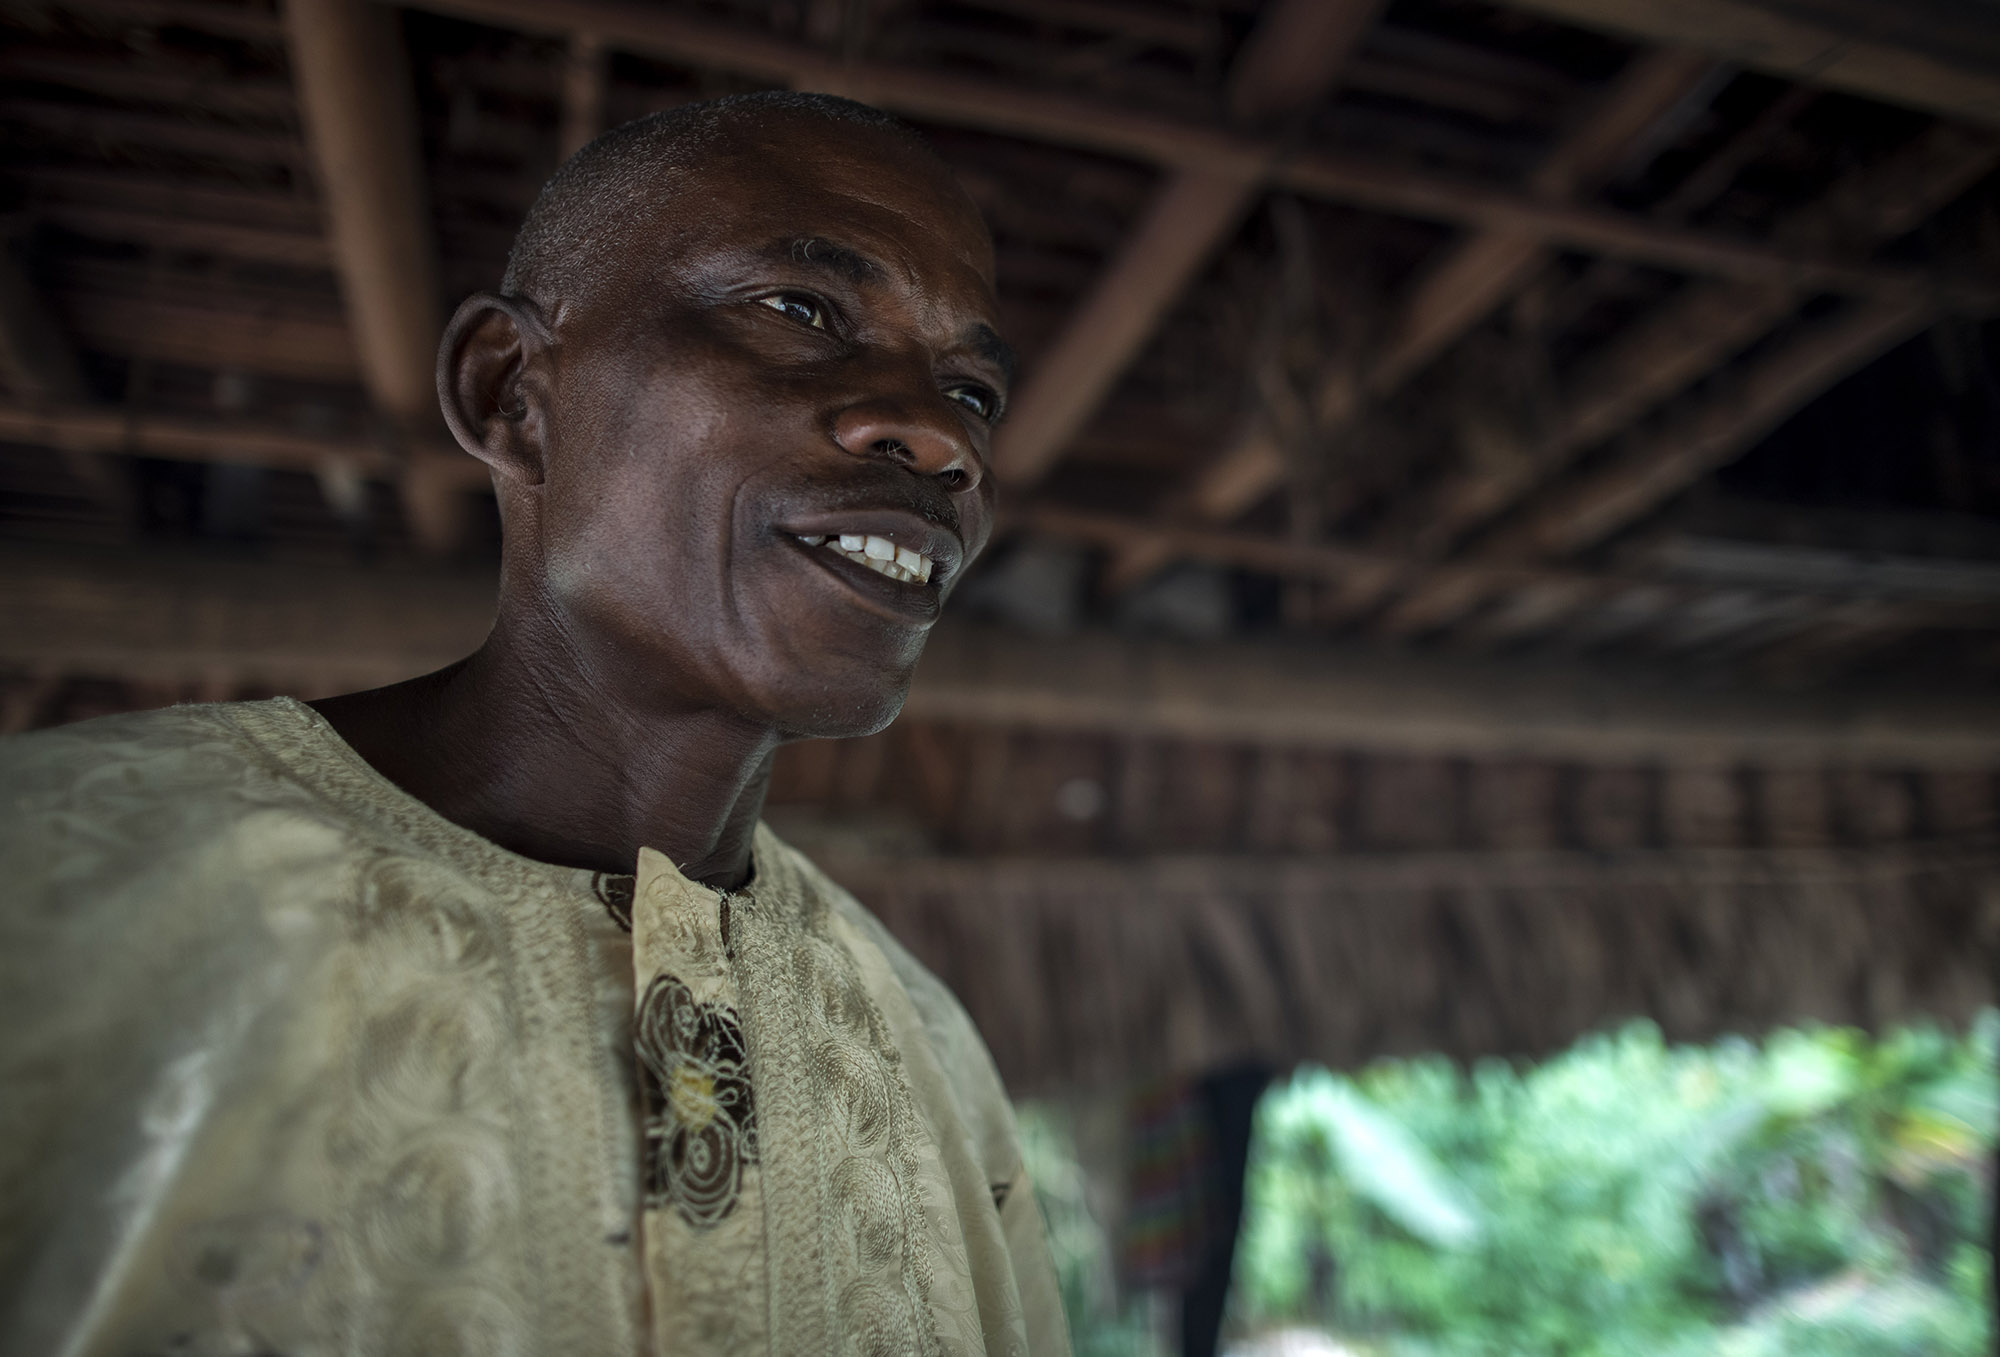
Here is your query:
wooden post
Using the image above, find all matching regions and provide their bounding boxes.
[559,30,608,161]
[284,0,466,553]
[1490,0,2000,131]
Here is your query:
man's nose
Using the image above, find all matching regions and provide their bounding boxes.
[831,395,983,491]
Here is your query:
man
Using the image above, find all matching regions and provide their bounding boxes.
[0,93,1070,1356]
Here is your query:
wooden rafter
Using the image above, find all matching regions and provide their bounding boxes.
[1368,49,1720,391]
[559,30,608,161]
[1012,502,1997,634]
[1359,126,1999,637]
[991,166,1261,487]
[1403,124,2000,560]
[990,0,1383,488]
[5,542,1997,763]
[1102,47,1721,593]
[62,292,356,383]
[1491,0,2000,131]
[403,0,1974,303]
[34,204,332,270]
[1353,299,1937,636]
[0,403,489,486]
[284,0,468,552]
[1494,299,1938,560]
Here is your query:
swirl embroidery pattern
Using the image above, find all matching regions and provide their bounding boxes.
[591,871,635,932]
[635,973,759,1228]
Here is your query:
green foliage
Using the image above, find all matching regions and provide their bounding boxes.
[1017,1103,1165,1357]
[1230,1017,1998,1357]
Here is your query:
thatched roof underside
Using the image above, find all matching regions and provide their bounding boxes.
[766,713,1998,1091]
[827,845,1997,1092]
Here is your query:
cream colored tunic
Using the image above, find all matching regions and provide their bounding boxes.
[0,699,1070,1357]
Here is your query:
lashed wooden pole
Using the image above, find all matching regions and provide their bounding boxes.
[284,0,466,553]
[1099,48,1718,595]
[990,0,1385,489]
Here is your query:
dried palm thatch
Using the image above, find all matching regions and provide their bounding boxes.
[830,843,2000,1094]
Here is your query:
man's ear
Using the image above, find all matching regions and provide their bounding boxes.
[437,291,554,487]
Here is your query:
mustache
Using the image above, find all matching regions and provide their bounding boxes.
[776,471,966,539]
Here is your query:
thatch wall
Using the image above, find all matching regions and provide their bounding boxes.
[831,845,2000,1094]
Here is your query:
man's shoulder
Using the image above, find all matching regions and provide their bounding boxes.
[0,698,360,897]
[0,699,368,1033]
[2,698,305,807]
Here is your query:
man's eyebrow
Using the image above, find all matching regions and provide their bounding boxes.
[771,236,886,284]
[966,323,1017,385]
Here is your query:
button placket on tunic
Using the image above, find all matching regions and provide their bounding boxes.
[630,848,771,1356]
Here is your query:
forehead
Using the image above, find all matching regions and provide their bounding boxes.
[620,114,995,300]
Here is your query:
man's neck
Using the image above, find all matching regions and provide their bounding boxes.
[311,613,779,890]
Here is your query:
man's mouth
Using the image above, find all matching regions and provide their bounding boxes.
[793,533,935,585]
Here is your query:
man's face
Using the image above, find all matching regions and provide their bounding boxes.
[524,115,1009,739]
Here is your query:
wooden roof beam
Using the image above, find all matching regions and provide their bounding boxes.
[990,0,1385,488]
[630,599,1939,749]
[0,402,490,486]
[1368,49,1722,393]
[1358,124,2000,638]
[1412,124,2000,559]
[1490,0,2000,131]
[2,99,307,170]
[1010,502,1998,634]
[1359,301,1934,631]
[1318,296,1937,648]
[1493,297,1938,560]
[50,0,286,43]
[559,30,608,161]
[405,0,1977,301]
[3,542,1996,765]
[34,204,332,270]
[1100,48,1722,594]
[62,293,357,383]
[990,167,1257,487]
[284,0,469,553]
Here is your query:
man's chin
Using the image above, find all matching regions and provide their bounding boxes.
[769,682,910,742]
[744,617,928,739]
[740,645,918,741]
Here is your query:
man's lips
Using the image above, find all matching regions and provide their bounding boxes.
[781,533,947,624]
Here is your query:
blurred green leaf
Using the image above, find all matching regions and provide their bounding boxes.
[1226,1016,1997,1357]
[1270,1073,1482,1249]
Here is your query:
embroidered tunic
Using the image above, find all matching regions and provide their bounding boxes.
[0,699,1070,1357]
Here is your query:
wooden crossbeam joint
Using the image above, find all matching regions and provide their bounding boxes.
[991,0,1386,489]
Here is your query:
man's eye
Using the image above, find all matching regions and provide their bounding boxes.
[946,385,997,421]
[760,294,826,329]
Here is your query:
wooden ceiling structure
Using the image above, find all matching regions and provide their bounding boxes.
[6,0,2000,1087]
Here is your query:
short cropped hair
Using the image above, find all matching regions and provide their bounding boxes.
[502,91,929,302]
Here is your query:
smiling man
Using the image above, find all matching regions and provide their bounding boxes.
[0,94,1069,1356]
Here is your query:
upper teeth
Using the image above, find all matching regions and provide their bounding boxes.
[800,532,934,584]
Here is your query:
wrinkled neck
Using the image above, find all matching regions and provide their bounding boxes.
[311,605,778,888]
